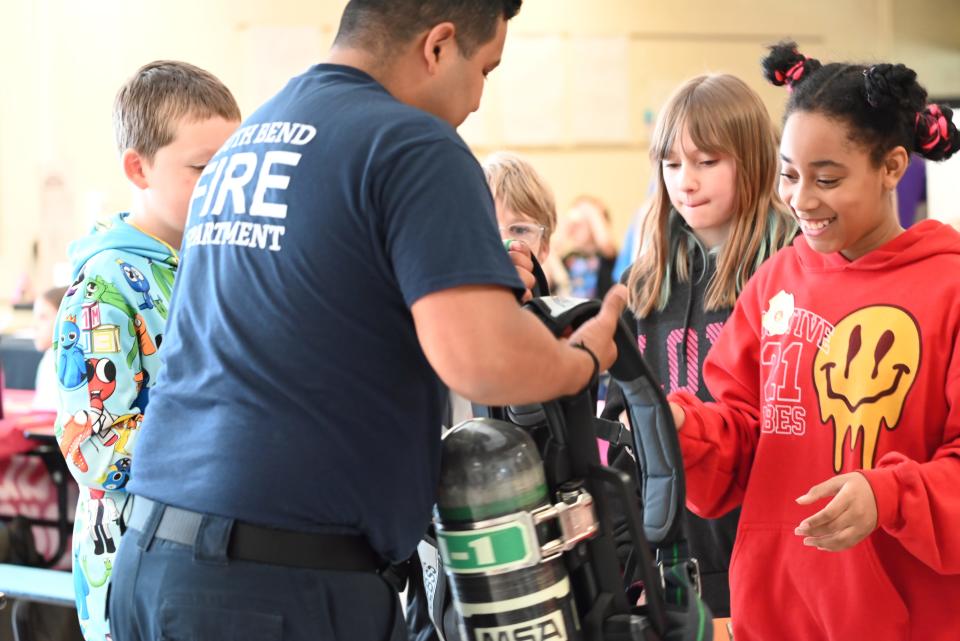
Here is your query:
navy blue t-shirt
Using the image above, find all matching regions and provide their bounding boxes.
[128,64,523,561]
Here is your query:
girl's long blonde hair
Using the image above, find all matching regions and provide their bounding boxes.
[627,74,796,317]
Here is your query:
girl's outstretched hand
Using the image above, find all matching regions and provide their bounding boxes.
[669,402,686,431]
[794,472,878,551]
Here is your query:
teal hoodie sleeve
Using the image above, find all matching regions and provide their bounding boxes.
[53,249,171,491]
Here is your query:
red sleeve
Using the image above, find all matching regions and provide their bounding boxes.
[861,338,960,574]
[668,282,763,518]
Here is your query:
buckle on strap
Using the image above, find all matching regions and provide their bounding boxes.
[436,488,599,576]
[656,548,702,598]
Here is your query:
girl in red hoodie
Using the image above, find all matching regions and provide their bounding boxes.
[667,42,960,640]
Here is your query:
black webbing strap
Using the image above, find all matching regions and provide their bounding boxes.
[228,524,385,572]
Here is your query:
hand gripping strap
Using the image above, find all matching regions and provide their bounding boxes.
[522,297,687,546]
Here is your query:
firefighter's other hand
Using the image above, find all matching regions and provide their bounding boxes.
[568,285,628,372]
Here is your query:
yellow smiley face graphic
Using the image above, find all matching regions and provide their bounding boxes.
[813,305,921,472]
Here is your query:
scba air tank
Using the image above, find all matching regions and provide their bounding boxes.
[436,418,582,641]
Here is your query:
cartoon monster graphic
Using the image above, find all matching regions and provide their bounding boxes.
[60,410,95,473]
[101,457,131,491]
[66,269,86,299]
[73,549,91,621]
[117,260,154,310]
[127,314,159,366]
[57,315,87,389]
[131,370,150,412]
[132,314,157,356]
[86,357,118,439]
[81,554,113,588]
[813,305,921,472]
[149,259,176,301]
[83,275,137,319]
[86,489,119,556]
[112,414,143,456]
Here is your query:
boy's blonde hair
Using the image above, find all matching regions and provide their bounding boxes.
[482,151,557,243]
[113,60,241,159]
[627,74,796,317]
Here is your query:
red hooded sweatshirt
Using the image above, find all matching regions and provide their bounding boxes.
[670,220,960,640]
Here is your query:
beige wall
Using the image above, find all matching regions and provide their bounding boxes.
[1,0,958,302]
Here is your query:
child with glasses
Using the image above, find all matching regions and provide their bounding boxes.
[482,151,569,299]
[407,150,566,641]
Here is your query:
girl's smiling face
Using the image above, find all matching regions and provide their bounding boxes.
[778,111,907,260]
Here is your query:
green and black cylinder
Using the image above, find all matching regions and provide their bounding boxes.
[436,418,581,641]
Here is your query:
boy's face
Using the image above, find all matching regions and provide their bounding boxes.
[496,200,549,264]
[140,115,239,241]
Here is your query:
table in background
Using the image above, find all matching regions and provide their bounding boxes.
[0,389,74,568]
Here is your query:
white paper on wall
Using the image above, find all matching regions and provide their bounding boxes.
[497,35,566,146]
[568,36,631,144]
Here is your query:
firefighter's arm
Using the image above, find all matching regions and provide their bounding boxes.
[412,284,626,406]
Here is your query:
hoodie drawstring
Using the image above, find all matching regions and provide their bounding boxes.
[678,246,698,386]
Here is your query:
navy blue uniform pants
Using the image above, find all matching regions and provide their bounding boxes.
[108,509,406,641]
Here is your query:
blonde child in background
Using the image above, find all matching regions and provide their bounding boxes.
[445,151,561,424]
[53,61,240,641]
[408,150,565,641]
[556,195,618,299]
[485,151,560,291]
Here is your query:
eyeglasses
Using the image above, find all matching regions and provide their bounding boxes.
[499,222,546,246]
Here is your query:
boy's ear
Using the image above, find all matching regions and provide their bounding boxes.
[422,22,457,74]
[122,148,150,190]
[881,145,909,191]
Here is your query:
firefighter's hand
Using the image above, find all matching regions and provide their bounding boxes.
[794,472,878,551]
[568,285,627,372]
[505,239,535,302]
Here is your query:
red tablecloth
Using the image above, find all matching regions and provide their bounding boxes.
[0,388,72,569]
[0,389,56,458]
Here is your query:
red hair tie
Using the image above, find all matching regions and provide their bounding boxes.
[774,57,807,91]
[916,105,952,153]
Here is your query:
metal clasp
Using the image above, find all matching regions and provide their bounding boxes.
[532,490,599,561]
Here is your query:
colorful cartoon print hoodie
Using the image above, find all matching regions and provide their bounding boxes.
[54,213,177,641]
[670,220,960,640]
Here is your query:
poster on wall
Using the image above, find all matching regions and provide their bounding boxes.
[569,36,631,144]
[497,35,566,147]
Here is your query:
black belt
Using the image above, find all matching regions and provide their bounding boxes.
[129,496,385,573]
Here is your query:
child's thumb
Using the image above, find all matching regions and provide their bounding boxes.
[796,476,845,504]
